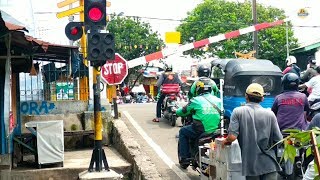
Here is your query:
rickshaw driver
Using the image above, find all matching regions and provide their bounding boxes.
[272,73,309,131]
[152,64,182,122]
[188,65,220,99]
[174,78,221,167]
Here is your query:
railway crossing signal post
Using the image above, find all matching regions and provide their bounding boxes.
[60,0,115,172]
[84,0,115,172]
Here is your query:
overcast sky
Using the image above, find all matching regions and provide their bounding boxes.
[0,0,319,45]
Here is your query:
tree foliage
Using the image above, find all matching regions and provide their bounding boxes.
[176,0,298,69]
[107,15,164,86]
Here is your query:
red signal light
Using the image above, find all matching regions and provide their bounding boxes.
[71,27,79,35]
[88,7,103,22]
[65,22,83,41]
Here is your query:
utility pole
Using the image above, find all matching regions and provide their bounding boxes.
[68,4,74,46]
[252,0,258,58]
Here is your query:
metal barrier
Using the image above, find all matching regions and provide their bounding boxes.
[19,60,89,101]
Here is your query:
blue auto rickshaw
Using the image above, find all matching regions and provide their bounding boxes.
[211,59,283,120]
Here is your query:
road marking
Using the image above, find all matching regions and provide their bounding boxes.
[122,111,191,180]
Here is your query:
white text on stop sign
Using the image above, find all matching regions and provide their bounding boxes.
[103,63,124,75]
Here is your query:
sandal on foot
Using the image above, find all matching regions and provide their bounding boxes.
[152,118,160,122]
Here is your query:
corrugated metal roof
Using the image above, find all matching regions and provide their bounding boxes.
[291,40,320,53]
[5,21,28,31]
[1,10,28,32]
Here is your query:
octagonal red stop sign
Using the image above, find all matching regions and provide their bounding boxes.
[101,53,128,85]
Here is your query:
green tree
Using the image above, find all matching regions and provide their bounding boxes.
[176,0,298,69]
[107,15,164,87]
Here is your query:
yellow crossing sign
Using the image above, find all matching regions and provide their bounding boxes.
[57,0,111,9]
[56,6,84,19]
[57,0,79,8]
[56,0,111,19]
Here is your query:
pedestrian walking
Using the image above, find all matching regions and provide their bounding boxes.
[223,83,283,180]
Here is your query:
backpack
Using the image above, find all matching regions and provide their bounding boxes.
[289,64,301,77]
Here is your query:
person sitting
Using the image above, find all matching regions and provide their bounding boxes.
[282,55,301,78]
[302,113,320,180]
[188,65,220,99]
[299,66,320,106]
[272,73,310,131]
[152,64,182,122]
[301,57,318,83]
[175,78,221,167]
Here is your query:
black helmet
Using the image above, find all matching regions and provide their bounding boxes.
[282,73,299,91]
[195,77,212,96]
[165,64,173,72]
[197,65,211,77]
[308,56,317,64]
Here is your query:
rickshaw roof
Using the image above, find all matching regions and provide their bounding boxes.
[212,58,282,77]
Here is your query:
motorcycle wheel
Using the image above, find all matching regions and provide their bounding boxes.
[171,115,177,127]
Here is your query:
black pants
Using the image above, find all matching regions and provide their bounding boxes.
[156,94,166,118]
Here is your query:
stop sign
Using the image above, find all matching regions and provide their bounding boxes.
[101,53,128,85]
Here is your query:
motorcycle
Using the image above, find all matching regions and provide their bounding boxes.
[124,94,133,103]
[177,78,226,176]
[276,133,307,179]
[178,130,221,173]
[160,84,181,127]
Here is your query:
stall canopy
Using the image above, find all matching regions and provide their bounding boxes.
[0,10,85,74]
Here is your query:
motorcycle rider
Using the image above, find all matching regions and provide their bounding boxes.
[153,64,182,122]
[283,56,301,78]
[272,73,310,131]
[188,65,220,99]
[301,57,318,83]
[175,78,221,167]
[299,66,320,106]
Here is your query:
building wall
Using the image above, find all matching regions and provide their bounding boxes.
[18,100,88,134]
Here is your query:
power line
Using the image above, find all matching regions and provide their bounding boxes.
[121,15,320,28]
[293,25,320,28]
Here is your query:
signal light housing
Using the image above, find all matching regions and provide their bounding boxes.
[84,0,106,29]
[88,31,115,67]
[65,22,83,41]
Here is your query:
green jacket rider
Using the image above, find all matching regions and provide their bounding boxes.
[188,65,220,99]
[176,78,221,133]
[177,78,221,167]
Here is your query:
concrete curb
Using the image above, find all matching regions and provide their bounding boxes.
[112,119,163,180]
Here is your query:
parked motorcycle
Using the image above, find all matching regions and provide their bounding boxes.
[160,84,181,127]
[124,94,133,103]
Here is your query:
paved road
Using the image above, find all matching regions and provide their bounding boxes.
[118,103,305,180]
[118,103,200,180]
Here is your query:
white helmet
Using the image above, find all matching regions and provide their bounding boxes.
[286,56,297,66]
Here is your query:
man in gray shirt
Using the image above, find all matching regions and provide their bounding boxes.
[223,83,283,180]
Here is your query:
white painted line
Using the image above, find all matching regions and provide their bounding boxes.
[122,111,191,180]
